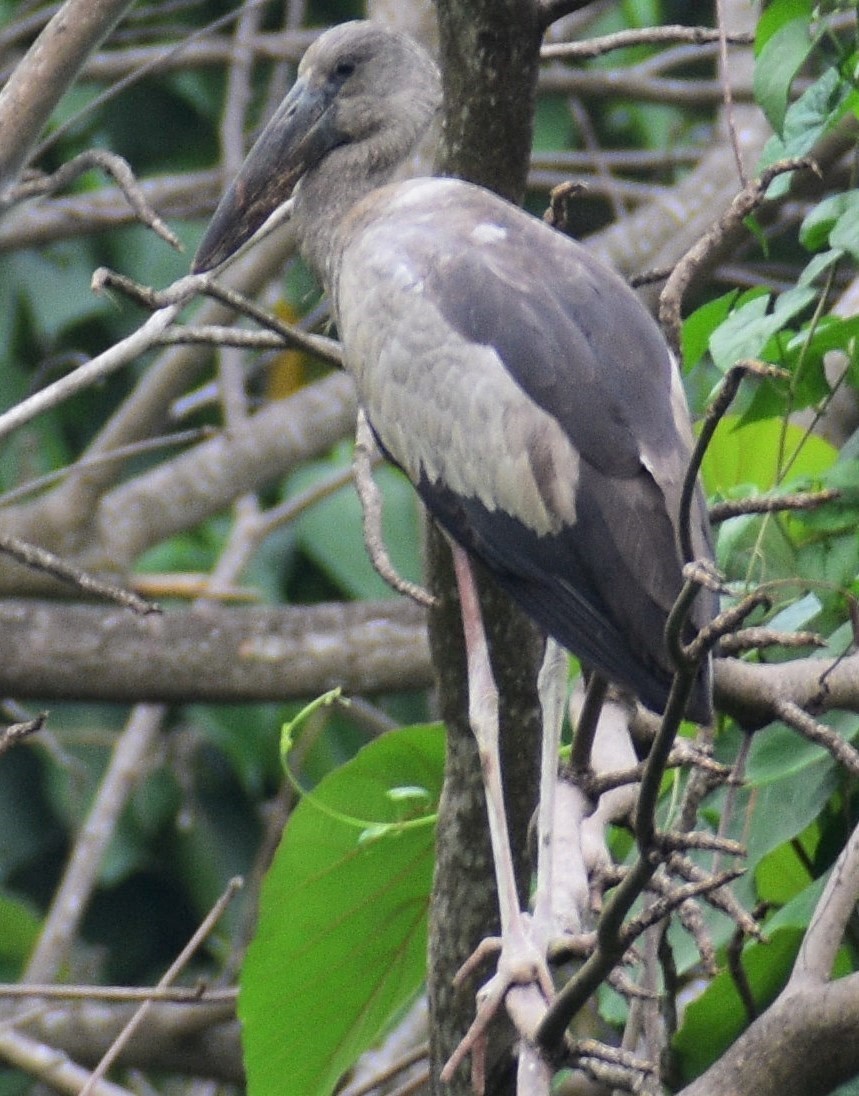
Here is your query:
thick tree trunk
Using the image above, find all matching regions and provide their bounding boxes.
[427,2,545,1090]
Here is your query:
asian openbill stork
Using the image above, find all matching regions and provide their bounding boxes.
[194,16,716,1060]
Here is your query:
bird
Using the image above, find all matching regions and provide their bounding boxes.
[194,23,719,1078]
[193,18,716,725]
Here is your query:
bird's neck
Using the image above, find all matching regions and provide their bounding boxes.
[291,157,378,289]
[293,121,439,292]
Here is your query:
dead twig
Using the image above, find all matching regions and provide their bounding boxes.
[0,712,47,757]
[9,150,181,249]
[94,267,344,367]
[773,698,859,777]
[658,158,820,357]
[621,870,744,946]
[353,412,437,609]
[0,534,158,614]
[709,489,840,524]
[78,876,244,1096]
[720,628,826,654]
[542,25,754,60]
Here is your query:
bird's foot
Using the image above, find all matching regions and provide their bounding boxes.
[440,915,554,1092]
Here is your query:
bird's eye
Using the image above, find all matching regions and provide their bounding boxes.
[334,59,356,80]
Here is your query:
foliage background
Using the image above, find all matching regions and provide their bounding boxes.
[0,0,858,1094]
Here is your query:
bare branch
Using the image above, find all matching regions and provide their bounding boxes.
[720,628,826,654]
[0,598,431,702]
[8,150,181,248]
[0,1027,133,1096]
[541,25,754,60]
[0,712,47,757]
[790,819,859,987]
[0,0,137,190]
[0,303,181,443]
[23,705,165,983]
[710,489,840,524]
[773,698,859,778]
[659,160,819,356]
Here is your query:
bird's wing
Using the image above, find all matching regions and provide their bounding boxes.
[334,179,713,707]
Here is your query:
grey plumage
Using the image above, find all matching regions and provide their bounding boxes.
[194,20,716,721]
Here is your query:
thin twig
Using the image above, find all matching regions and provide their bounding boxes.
[0,713,47,757]
[720,628,826,654]
[679,360,788,564]
[341,1042,429,1096]
[353,411,437,608]
[0,983,236,1004]
[0,426,214,507]
[541,25,754,60]
[23,705,167,983]
[685,587,772,662]
[95,266,344,367]
[709,489,840,524]
[0,1028,132,1096]
[0,534,158,614]
[8,150,181,249]
[568,673,608,775]
[78,877,244,1096]
[774,698,859,777]
[668,854,761,939]
[658,158,819,357]
[0,302,181,442]
[714,0,747,186]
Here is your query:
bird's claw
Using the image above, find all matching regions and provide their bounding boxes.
[441,918,554,1092]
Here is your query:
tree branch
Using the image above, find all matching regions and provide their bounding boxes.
[0,598,431,701]
[0,0,137,190]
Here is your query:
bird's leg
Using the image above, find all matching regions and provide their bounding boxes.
[441,545,555,1089]
[516,638,566,1093]
[531,638,567,944]
[450,544,520,936]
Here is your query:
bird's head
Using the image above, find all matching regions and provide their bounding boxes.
[193,21,441,273]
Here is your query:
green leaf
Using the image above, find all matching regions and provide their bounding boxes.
[708,286,816,373]
[0,891,40,978]
[754,0,814,55]
[798,248,843,285]
[681,291,739,371]
[742,749,839,870]
[800,190,859,257]
[754,17,815,134]
[700,415,837,495]
[289,443,422,601]
[673,927,803,1080]
[755,839,813,906]
[707,293,773,372]
[240,723,444,1096]
[760,67,853,197]
[766,591,822,634]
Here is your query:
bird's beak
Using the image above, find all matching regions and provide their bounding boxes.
[193,76,341,272]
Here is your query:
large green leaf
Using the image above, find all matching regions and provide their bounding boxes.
[681,290,740,372]
[240,719,444,1096]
